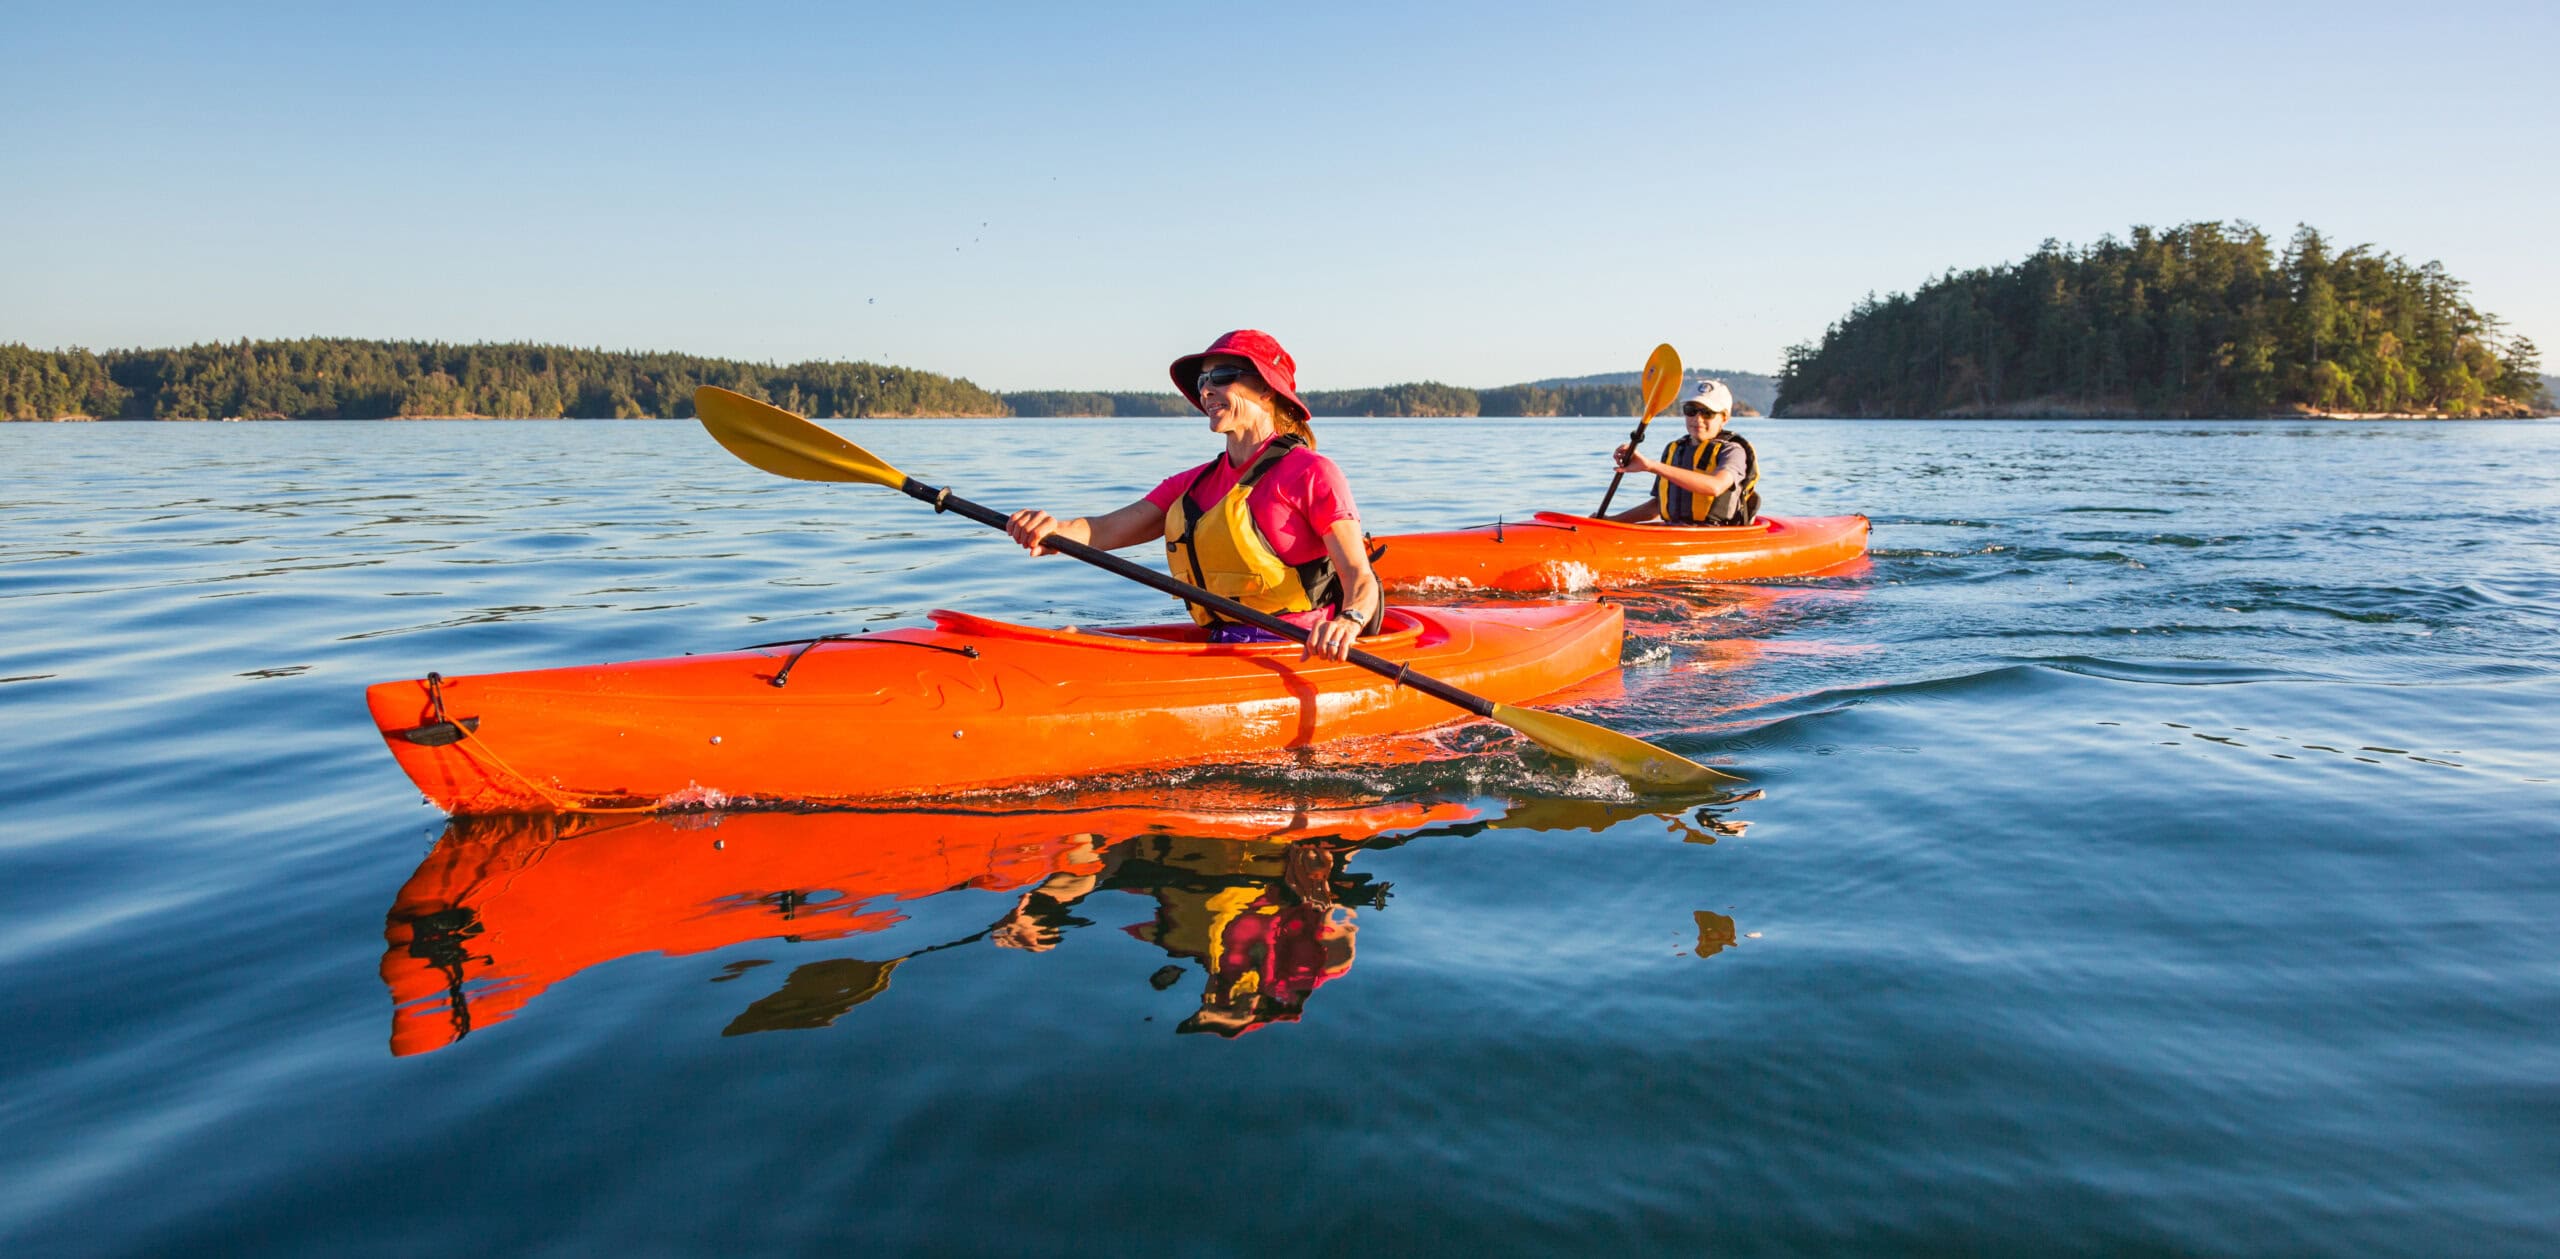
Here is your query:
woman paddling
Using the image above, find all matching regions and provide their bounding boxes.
[1004,330,1384,660]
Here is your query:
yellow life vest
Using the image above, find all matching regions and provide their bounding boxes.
[1163,436,1348,628]
[1656,432,1761,526]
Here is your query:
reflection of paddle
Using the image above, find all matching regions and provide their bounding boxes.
[723,956,905,1035]
[1594,343,1684,519]
[695,386,1737,791]
[721,928,991,1036]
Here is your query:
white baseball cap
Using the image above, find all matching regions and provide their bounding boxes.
[1682,379,1735,415]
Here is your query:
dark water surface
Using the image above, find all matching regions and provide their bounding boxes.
[4,417,2556,1255]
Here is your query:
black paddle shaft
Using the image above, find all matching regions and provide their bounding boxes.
[897,477,1497,720]
[1593,415,1657,518]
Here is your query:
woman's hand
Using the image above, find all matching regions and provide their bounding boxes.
[1005,508,1063,556]
[1304,612,1363,661]
[990,871,1098,950]
[1311,517,1381,662]
[1612,442,1658,476]
[990,911,1062,952]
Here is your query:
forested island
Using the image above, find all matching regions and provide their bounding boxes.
[0,340,1006,421]
[1775,222,2549,419]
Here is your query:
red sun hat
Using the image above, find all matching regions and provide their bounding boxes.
[1170,329,1313,427]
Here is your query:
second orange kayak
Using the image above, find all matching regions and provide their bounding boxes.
[1370,512,1869,592]
[365,601,1623,815]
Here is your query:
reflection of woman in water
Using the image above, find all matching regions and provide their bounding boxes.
[993,836,1373,1037]
[385,798,1756,1052]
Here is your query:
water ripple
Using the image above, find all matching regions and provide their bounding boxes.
[2,418,2557,1254]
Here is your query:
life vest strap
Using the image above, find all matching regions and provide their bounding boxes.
[1165,435,1374,630]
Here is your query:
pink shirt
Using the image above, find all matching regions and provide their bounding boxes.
[1143,439,1360,567]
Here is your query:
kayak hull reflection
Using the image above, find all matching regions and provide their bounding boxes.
[1370,512,1869,591]
[382,794,1479,1055]
[364,601,1623,814]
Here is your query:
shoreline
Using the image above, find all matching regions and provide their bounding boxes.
[1780,389,2547,422]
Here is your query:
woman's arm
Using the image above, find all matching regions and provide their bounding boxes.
[1004,498,1165,556]
[1304,517,1381,661]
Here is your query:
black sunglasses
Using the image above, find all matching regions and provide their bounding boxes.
[1197,365,1259,391]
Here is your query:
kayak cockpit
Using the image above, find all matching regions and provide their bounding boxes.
[926,608,1435,652]
[1528,511,1782,537]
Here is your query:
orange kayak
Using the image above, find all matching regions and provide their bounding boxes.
[1370,512,1870,592]
[365,601,1622,814]
[382,791,1479,1054]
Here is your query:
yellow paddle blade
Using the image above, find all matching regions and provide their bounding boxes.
[1639,342,1684,420]
[694,386,907,487]
[1491,701,1742,791]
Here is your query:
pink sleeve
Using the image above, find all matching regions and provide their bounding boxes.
[1292,452,1360,532]
[1142,463,1201,511]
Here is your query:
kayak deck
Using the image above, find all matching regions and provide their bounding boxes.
[365,601,1623,815]
[1370,512,1869,591]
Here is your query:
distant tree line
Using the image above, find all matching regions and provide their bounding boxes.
[1303,382,1480,416]
[3,337,1795,422]
[0,344,126,421]
[0,338,1006,420]
[1776,222,2548,418]
[1526,370,1780,416]
[1001,380,1709,418]
[1476,383,1645,417]
[999,391,1193,417]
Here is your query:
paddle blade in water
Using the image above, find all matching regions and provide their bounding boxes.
[1639,343,1683,419]
[1491,701,1741,791]
[695,386,906,487]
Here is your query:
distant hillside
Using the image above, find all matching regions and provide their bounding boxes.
[1777,221,2545,418]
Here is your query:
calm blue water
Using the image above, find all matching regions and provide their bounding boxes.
[3,416,2556,1255]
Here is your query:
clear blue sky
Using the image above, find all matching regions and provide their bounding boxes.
[6,0,2553,391]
